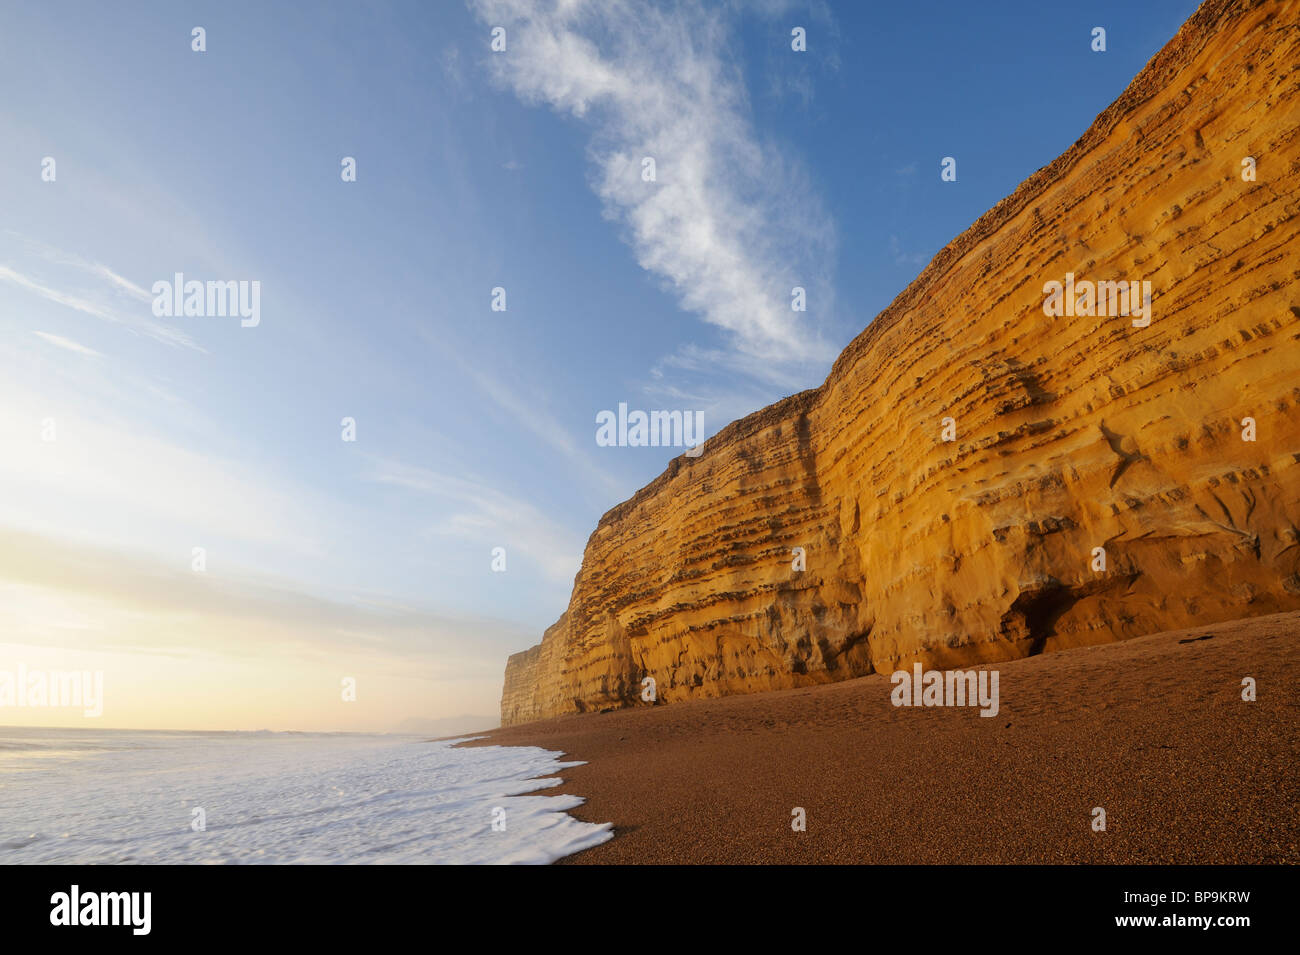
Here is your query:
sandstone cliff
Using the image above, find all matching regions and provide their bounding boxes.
[502,0,1300,726]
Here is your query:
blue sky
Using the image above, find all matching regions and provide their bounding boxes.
[0,0,1200,730]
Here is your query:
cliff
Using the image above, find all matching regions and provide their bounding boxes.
[502,0,1300,726]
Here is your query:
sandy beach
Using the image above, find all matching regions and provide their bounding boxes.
[470,612,1300,864]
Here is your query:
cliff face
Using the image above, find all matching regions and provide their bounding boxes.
[502,0,1300,726]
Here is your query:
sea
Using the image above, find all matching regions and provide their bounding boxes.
[0,727,612,864]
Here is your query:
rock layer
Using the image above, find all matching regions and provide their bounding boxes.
[502,0,1300,726]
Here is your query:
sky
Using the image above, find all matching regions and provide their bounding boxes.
[0,0,1201,731]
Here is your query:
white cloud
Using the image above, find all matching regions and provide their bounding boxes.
[363,455,585,585]
[1,264,115,322]
[91,263,153,302]
[31,330,101,357]
[0,261,200,350]
[6,232,156,303]
[650,341,812,393]
[472,0,838,369]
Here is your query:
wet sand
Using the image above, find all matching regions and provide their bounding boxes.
[469,612,1300,864]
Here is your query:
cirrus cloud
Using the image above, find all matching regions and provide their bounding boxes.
[471,0,839,372]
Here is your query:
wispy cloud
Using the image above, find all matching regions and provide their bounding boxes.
[0,260,200,351]
[362,455,585,585]
[90,263,152,302]
[757,1,840,109]
[1,264,115,322]
[0,370,326,557]
[7,231,155,303]
[0,525,524,673]
[459,362,626,499]
[442,45,467,90]
[889,234,929,269]
[649,341,814,394]
[472,0,838,370]
[31,330,101,357]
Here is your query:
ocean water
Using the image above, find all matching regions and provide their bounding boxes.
[0,727,612,864]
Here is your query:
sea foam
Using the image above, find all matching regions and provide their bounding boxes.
[0,728,612,864]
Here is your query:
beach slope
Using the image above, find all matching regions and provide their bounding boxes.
[477,612,1299,864]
